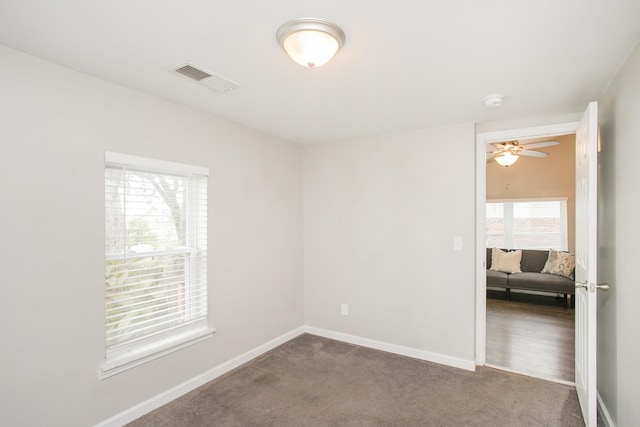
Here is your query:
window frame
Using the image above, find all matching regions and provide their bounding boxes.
[101,152,214,379]
[486,197,569,251]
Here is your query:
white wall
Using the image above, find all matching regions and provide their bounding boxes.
[475,112,583,134]
[303,124,477,362]
[597,40,640,426]
[0,45,303,426]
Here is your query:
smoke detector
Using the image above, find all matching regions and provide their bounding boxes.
[484,94,504,108]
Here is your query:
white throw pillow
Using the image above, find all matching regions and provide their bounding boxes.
[541,249,575,279]
[490,248,522,274]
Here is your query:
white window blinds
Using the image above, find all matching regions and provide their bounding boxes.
[486,199,568,250]
[103,152,209,375]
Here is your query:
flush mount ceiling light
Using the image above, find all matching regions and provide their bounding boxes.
[276,18,346,68]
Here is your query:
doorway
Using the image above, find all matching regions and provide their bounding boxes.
[475,122,580,382]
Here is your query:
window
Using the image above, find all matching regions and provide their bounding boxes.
[486,199,568,250]
[102,152,212,377]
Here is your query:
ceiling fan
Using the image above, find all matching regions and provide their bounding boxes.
[486,139,560,167]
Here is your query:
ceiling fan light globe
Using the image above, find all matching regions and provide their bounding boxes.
[495,153,519,167]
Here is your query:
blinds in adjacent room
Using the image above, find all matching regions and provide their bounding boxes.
[486,199,568,250]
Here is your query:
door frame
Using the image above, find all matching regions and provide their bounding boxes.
[475,121,580,366]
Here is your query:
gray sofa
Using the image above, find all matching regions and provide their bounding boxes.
[486,248,575,307]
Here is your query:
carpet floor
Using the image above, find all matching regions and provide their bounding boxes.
[127,334,585,426]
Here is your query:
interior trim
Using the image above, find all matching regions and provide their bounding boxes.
[475,121,580,366]
[598,391,615,427]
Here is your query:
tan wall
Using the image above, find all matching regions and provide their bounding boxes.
[486,134,576,252]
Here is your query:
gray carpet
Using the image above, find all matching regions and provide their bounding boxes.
[127,334,585,426]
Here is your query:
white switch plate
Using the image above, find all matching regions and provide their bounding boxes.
[453,236,463,251]
[341,304,349,316]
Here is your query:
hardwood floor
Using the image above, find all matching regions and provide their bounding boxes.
[486,291,575,383]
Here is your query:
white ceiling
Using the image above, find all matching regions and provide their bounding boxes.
[1,1,639,145]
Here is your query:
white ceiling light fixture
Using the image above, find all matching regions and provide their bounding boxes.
[276,18,346,68]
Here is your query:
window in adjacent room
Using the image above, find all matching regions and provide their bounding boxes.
[102,152,212,378]
[486,198,568,251]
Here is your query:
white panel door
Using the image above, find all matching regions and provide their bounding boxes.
[574,101,598,427]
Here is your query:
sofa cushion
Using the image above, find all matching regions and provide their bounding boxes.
[507,272,575,294]
[487,248,549,273]
[487,269,509,287]
[541,249,576,279]
[491,248,522,273]
[519,249,551,273]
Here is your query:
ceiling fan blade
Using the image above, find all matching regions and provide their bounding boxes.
[486,152,497,160]
[519,150,548,158]
[520,140,560,149]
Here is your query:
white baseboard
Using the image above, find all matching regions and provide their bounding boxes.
[598,391,615,427]
[304,326,476,371]
[95,326,306,427]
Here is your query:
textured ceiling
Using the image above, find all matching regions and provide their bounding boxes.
[1,1,639,144]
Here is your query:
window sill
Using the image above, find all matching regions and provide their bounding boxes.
[100,327,216,379]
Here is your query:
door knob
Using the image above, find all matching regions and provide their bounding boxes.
[575,282,610,291]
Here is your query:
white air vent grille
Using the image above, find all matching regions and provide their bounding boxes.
[170,63,240,93]
[174,64,211,82]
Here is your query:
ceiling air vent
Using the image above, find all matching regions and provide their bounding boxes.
[174,64,212,82]
[170,63,239,93]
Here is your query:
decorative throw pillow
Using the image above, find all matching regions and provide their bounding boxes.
[490,248,522,274]
[541,249,575,279]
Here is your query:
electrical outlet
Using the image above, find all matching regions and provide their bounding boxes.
[341,304,349,316]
